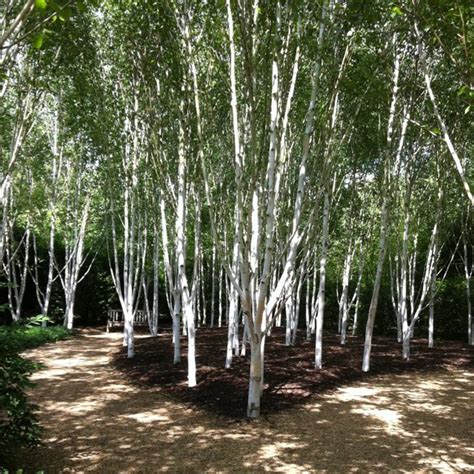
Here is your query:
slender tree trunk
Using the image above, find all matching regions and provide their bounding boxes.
[172,290,181,364]
[309,257,318,339]
[176,119,196,387]
[340,242,355,345]
[152,220,160,337]
[462,230,473,345]
[362,39,401,372]
[285,292,294,346]
[351,248,364,336]
[210,242,216,328]
[400,182,412,360]
[225,216,240,367]
[305,276,311,340]
[247,337,263,418]
[218,266,223,327]
[362,199,389,372]
[428,265,436,348]
[0,0,35,50]
[4,218,30,321]
[467,276,472,346]
[414,19,474,206]
[315,193,330,369]
[291,274,304,346]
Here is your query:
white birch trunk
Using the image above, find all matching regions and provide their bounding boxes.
[218,266,223,328]
[461,226,473,345]
[340,241,355,345]
[210,242,216,328]
[414,19,474,206]
[428,264,436,348]
[362,198,389,372]
[62,200,89,330]
[351,256,364,336]
[31,142,60,328]
[400,182,412,361]
[0,0,34,51]
[315,193,330,369]
[152,220,160,337]
[362,39,400,372]
[176,114,196,387]
[4,211,30,322]
[160,198,180,361]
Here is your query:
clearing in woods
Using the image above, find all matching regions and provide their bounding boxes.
[5,328,474,472]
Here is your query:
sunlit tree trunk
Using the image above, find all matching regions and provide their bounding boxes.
[400,177,412,361]
[285,292,294,346]
[403,202,442,359]
[226,201,241,368]
[4,219,30,321]
[151,220,160,337]
[218,266,224,328]
[414,18,473,206]
[61,200,89,330]
[461,216,473,345]
[0,90,33,265]
[351,248,365,336]
[160,188,181,364]
[108,85,144,359]
[315,193,330,368]
[340,240,356,345]
[31,110,61,327]
[210,242,216,328]
[308,255,319,340]
[0,0,35,51]
[428,263,436,348]
[362,39,400,372]
[176,124,196,387]
[56,154,91,331]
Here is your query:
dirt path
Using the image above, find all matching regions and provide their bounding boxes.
[6,329,474,472]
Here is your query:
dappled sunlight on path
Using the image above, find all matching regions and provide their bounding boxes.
[5,329,474,472]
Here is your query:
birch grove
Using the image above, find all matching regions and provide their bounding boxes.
[1,0,472,419]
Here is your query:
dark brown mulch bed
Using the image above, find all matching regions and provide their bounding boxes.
[112,326,473,419]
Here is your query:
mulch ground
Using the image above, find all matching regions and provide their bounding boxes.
[113,326,473,419]
[6,327,473,472]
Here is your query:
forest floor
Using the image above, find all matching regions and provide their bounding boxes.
[4,326,474,473]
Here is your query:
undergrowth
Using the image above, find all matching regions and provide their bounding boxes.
[0,319,72,459]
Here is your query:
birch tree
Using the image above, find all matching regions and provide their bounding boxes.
[56,157,91,330]
[362,35,402,372]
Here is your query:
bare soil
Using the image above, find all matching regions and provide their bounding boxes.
[3,326,473,473]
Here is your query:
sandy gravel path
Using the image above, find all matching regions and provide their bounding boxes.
[5,329,474,473]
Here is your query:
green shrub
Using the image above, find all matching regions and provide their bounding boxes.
[0,322,72,453]
[0,322,71,354]
[0,353,42,451]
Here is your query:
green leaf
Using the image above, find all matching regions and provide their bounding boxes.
[49,0,60,12]
[33,33,44,49]
[391,6,403,17]
[59,6,73,21]
[457,85,467,96]
[35,0,48,10]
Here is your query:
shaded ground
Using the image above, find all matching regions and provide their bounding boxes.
[3,328,473,472]
[114,326,473,419]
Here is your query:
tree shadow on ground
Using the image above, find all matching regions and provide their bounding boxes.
[4,329,473,472]
[112,326,474,419]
